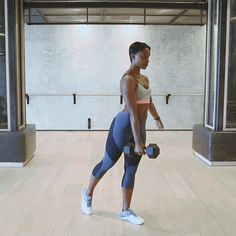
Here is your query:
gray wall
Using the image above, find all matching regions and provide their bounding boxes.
[25,24,206,130]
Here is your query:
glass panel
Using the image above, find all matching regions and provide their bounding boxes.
[17,0,25,127]
[225,0,236,128]
[0,0,8,130]
[205,0,218,127]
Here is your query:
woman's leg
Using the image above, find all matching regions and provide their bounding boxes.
[121,118,146,211]
[86,174,101,197]
[86,111,132,197]
[121,188,134,211]
[121,151,142,210]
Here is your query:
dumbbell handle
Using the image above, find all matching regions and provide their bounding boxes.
[123,143,143,157]
[123,143,159,159]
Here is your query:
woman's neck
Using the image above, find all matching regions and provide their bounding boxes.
[127,64,140,77]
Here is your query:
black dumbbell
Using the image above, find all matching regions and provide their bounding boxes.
[146,143,160,159]
[123,143,160,159]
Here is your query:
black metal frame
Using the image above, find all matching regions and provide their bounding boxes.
[215,0,227,131]
[25,22,206,25]
[24,0,207,25]
[7,0,18,131]
[24,1,207,10]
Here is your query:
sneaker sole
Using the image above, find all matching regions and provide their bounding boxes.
[81,187,93,215]
[120,216,144,225]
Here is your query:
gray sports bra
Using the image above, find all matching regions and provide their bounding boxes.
[122,73,151,104]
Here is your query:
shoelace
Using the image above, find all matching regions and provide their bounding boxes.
[121,208,137,217]
[87,196,92,207]
[84,189,92,207]
[128,209,137,217]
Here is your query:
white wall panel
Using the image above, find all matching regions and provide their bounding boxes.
[25,24,206,130]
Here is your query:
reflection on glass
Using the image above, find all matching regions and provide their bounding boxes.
[226,0,236,128]
[0,0,8,129]
[206,0,218,127]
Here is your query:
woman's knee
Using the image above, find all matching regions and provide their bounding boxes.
[121,160,141,188]
[92,152,117,178]
[92,160,104,178]
[124,155,142,172]
[121,172,136,188]
[126,164,140,176]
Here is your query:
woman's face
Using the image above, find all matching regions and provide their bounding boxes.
[132,47,150,69]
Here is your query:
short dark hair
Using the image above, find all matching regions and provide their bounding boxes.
[129,41,151,62]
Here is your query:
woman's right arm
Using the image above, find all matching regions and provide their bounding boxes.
[120,76,145,154]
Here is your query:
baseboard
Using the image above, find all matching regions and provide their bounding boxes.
[193,151,236,166]
[0,153,35,168]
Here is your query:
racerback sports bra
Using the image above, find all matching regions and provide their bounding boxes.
[122,73,151,104]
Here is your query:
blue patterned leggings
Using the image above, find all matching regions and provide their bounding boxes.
[91,110,146,189]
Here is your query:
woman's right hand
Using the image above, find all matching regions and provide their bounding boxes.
[134,141,146,156]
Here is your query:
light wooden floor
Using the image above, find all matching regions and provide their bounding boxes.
[0,130,236,236]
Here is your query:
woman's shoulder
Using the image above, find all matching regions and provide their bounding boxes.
[120,73,137,90]
[121,71,132,78]
[121,73,134,82]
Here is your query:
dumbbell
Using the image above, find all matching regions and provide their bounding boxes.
[123,143,160,159]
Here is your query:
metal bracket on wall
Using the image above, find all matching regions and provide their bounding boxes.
[88,118,91,129]
[25,94,29,104]
[73,93,76,104]
[166,93,171,104]
[120,94,123,104]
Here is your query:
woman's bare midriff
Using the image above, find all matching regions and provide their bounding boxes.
[122,104,148,121]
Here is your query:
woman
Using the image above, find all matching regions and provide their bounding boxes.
[81,41,164,225]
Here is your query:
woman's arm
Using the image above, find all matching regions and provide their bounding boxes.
[148,96,164,130]
[148,96,161,120]
[143,76,161,120]
[120,76,143,145]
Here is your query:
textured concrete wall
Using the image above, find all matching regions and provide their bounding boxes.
[25,24,206,130]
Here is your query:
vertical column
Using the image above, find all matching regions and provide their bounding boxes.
[8,0,26,131]
[224,0,236,129]
[0,0,9,131]
[0,0,36,167]
[192,0,236,166]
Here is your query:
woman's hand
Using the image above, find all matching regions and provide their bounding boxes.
[155,118,164,131]
[134,141,146,156]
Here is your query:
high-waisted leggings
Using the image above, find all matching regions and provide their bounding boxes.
[91,110,146,189]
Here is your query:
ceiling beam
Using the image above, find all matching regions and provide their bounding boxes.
[24,1,207,10]
[168,0,202,23]
[25,22,206,26]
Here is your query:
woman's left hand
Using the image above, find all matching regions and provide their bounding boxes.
[155,118,164,131]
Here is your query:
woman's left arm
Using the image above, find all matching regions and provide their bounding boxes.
[148,96,164,130]
[145,76,164,130]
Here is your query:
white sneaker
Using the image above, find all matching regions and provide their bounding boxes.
[81,186,93,215]
[119,208,144,225]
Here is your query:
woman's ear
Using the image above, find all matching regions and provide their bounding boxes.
[131,53,135,62]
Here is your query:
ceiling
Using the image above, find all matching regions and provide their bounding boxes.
[24,0,207,25]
